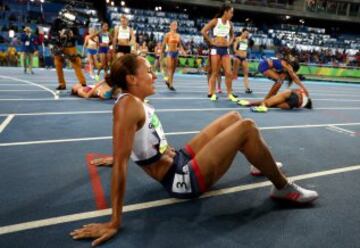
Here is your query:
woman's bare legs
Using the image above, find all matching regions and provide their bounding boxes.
[263,89,291,107]
[222,56,234,96]
[242,60,250,90]
[263,70,284,100]
[209,55,221,96]
[186,112,288,189]
[232,57,240,80]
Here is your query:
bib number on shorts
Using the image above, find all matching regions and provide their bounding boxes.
[172,165,192,194]
[210,48,217,56]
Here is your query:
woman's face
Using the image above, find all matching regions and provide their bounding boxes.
[121,16,128,26]
[224,8,234,20]
[102,23,109,32]
[170,22,177,32]
[242,31,249,39]
[131,57,157,96]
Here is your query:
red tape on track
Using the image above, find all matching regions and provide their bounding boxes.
[85,153,110,210]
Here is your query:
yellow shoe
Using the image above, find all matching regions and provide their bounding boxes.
[210,94,217,101]
[251,106,268,113]
[237,99,250,106]
[228,93,238,102]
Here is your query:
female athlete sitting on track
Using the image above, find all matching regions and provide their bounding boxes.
[70,54,318,247]
[71,80,113,100]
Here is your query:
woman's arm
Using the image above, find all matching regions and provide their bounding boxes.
[201,19,217,45]
[228,22,235,46]
[161,33,168,54]
[70,96,143,246]
[129,28,136,46]
[283,62,309,96]
[233,37,239,52]
[112,26,118,49]
[82,35,88,56]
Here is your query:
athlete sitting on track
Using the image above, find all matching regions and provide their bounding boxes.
[70,54,318,247]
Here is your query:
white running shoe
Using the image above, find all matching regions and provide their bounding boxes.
[250,162,283,176]
[270,182,319,204]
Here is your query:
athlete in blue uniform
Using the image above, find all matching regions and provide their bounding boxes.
[258,58,309,100]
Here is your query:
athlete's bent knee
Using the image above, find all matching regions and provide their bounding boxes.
[240,118,258,131]
[228,111,242,122]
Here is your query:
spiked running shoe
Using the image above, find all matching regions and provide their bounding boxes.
[238,99,250,106]
[210,94,218,101]
[251,106,268,113]
[271,182,319,204]
[228,93,239,102]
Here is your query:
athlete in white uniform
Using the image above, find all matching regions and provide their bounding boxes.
[113,15,135,58]
[233,28,252,94]
[71,54,319,247]
[201,4,238,102]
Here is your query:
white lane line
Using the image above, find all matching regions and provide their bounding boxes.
[326,125,357,137]
[0,164,360,235]
[0,75,58,100]
[0,90,47,92]
[0,110,112,117]
[0,114,15,134]
[1,122,360,147]
[150,97,360,102]
[0,84,359,95]
[1,107,360,117]
[0,98,80,101]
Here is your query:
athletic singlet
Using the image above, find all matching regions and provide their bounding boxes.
[168,33,180,45]
[99,32,110,45]
[116,94,169,166]
[237,39,248,51]
[271,59,283,72]
[213,18,230,38]
[117,26,130,40]
[87,38,97,47]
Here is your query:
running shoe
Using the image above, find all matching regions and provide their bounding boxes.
[250,106,268,113]
[250,162,283,176]
[237,99,250,106]
[271,182,319,204]
[56,85,66,90]
[210,94,217,101]
[94,75,100,81]
[169,86,176,91]
[245,88,253,94]
[228,93,239,102]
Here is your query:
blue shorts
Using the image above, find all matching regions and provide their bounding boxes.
[167,51,178,59]
[87,49,97,56]
[160,145,206,199]
[234,55,247,62]
[258,60,270,74]
[98,47,109,54]
[210,47,229,57]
